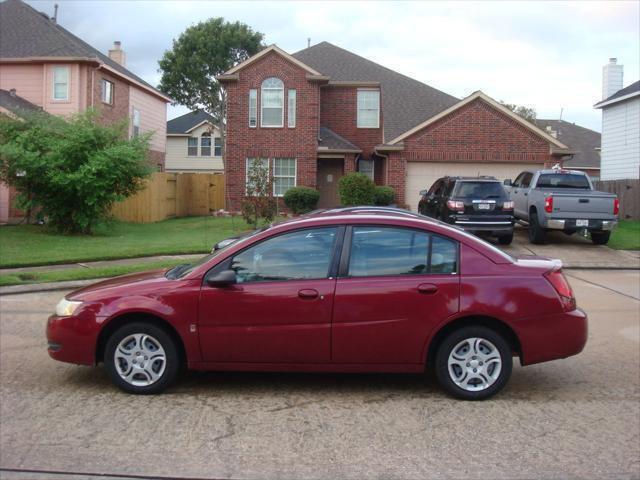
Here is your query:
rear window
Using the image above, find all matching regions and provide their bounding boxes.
[453,181,504,199]
[536,173,590,189]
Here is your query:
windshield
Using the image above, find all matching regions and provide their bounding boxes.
[453,181,505,199]
[536,173,590,189]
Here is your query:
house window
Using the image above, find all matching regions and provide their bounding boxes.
[249,89,257,127]
[261,77,284,127]
[214,137,222,157]
[101,79,114,104]
[288,89,296,128]
[246,158,269,195]
[357,89,380,128]
[187,137,198,156]
[273,158,296,197]
[359,159,374,180]
[52,66,69,101]
[200,133,211,156]
[132,109,140,137]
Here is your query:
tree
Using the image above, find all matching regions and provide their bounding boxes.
[158,18,264,155]
[500,101,537,123]
[0,110,152,234]
[241,160,275,228]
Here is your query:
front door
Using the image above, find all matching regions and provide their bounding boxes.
[317,158,344,208]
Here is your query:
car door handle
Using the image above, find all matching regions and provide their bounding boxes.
[417,283,438,295]
[298,289,319,299]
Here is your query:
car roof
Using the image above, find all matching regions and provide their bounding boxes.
[446,176,499,182]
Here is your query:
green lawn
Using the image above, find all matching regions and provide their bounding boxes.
[607,220,640,250]
[0,259,188,287]
[0,216,252,268]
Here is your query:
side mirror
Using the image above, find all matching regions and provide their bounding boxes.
[212,237,238,252]
[503,179,512,186]
[206,269,237,287]
[419,189,428,197]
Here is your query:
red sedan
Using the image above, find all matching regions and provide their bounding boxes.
[46,208,587,400]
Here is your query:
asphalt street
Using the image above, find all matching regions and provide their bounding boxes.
[0,269,639,480]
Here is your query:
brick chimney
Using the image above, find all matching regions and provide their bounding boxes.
[108,41,126,66]
[602,58,623,100]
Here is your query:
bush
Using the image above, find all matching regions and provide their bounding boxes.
[0,109,151,234]
[241,159,276,228]
[283,186,320,214]
[374,186,395,206]
[338,173,376,206]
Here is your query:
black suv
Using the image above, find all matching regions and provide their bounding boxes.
[418,176,515,244]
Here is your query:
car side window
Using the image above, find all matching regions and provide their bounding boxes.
[347,227,459,277]
[230,227,338,283]
[513,173,524,188]
[520,173,533,188]
[428,180,441,196]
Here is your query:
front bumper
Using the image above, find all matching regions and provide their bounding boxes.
[517,308,588,366]
[545,218,617,231]
[46,311,98,366]
[447,214,514,235]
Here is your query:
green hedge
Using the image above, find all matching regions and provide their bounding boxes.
[374,186,395,206]
[338,173,376,205]
[283,186,320,214]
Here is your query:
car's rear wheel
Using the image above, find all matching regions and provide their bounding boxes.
[591,231,611,245]
[528,212,546,244]
[497,233,513,245]
[435,326,513,400]
[104,322,179,394]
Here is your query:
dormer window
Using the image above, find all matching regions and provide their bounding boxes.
[261,77,284,127]
[357,89,380,128]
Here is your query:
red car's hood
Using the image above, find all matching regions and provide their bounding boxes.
[67,269,168,301]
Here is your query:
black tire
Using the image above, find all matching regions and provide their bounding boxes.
[591,231,611,245]
[498,233,513,245]
[528,212,546,244]
[104,322,180,394]
[435,326,513,400]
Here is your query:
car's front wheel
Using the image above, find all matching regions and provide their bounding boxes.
[497,233,513,245]
[435,326,513,400]
[104,322,180,394]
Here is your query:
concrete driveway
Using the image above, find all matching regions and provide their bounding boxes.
[1,270,639,479]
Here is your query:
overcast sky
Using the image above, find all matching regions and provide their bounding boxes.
[27,0,640,131]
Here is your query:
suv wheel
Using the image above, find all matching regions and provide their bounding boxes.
[435,326,513,400]
[591,231,611,245]
[104,322,180,394]
[528,212,546,244]
[498,233,513,245]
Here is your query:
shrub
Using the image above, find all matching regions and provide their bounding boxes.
[0,109,151,234]
[283,186,320,214]
[338,173,376,206]
[374,186,395,206]
[241,159,276,228]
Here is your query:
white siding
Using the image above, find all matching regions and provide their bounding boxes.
[600,97,640,180]
[165,123,224,172]
[406,161,543,212]
[129,87,167,153]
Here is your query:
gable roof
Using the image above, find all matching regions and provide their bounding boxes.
[535,119,601,169]
[0,88,43,115]
[594,80,640,109]
[0,0,170,102]
[387,91,570,150]
[318,127,361,153]
[292,42,459,142]
[223,45,322,77]
[167,110,216,135]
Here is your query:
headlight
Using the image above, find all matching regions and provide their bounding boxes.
[55,298,83,317]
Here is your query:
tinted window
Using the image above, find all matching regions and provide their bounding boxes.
[348,227,458,277]
[428,180,442,195]
[537,173,590,189]
[231,227,338,283]
[454,181,504,199]
[521,173,533,188]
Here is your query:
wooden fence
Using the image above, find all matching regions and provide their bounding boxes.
[593,179,640,220]
[112,173,225,223]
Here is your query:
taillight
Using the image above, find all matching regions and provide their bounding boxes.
[544,268,576,311]
[502,201,514,210]
[446,200,465,211]
[614,198,619,216]
[544,196,553,213]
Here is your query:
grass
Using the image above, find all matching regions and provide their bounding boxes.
[607,220,640,250]
[0,259,189,287]
[0,216,253,268]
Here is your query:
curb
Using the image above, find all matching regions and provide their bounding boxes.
[0,278,105,296]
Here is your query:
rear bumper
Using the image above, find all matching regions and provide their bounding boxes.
[517,308,588,366]
[545,218,617,231]
[46,312,97,366]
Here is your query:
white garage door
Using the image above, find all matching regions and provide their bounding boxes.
[405,162,544,212]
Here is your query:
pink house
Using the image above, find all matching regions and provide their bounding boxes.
[0,0,171,223]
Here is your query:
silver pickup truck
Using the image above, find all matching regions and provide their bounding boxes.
[503,169,618,245]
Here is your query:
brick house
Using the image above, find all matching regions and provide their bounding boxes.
[0,0,171,223]
[219,42,573,211]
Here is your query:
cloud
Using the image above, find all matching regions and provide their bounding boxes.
[26,0,640,130]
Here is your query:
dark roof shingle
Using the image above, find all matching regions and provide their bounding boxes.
[535,119,601,169]
[0,88,43,115]
[292,42,459,142]
[595,80,640,107]
[318,127,361,152]
[167,110,216,134]
[0,0,166,98]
